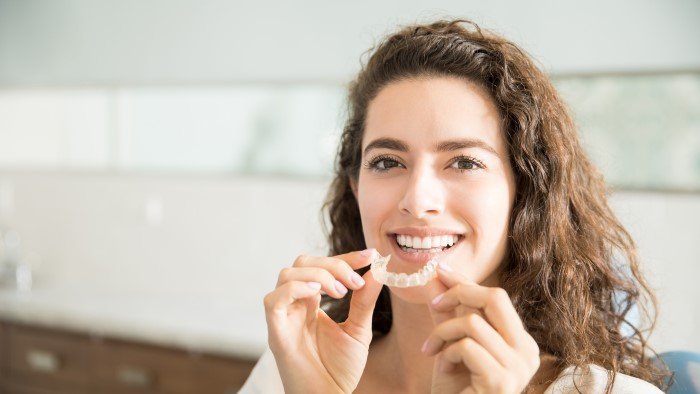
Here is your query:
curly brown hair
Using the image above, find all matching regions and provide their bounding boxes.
[319,18,672,392]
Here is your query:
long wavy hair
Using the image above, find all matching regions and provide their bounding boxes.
[319,18,671,392]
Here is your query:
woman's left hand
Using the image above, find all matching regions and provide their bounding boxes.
[424,263,541,394]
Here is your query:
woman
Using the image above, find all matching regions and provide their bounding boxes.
[241,19,671,393]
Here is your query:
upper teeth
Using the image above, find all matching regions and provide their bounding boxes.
[395,234,459,249]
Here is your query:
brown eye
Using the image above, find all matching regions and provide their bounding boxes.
[375,158,400,170]
[456,160,476,170]
[449,155,485,172]
[363,155,404,172]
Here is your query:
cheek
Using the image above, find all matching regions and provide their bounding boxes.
[450,180,512,234]
[449,182,513,283]
[358,183,395,229]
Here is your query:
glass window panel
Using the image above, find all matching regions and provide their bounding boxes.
[0,75,697,191]
[554,72,700,192]
[116,86,345,176]
[0,90,110,168]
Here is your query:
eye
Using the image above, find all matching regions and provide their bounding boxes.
[363,154,404,172]
[449,155,485,172]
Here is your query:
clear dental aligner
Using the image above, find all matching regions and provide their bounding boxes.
[370,252,439,287]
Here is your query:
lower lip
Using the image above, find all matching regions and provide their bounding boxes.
[388,235,461,266]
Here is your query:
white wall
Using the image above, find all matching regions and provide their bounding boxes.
[0,171,698,353]
[0,0,698,86]
[609,192,700,354]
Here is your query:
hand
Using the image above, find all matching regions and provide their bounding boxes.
[424,264,540,394]
[263,249,384,394]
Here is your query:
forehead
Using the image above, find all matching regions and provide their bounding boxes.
[363,76,506,157]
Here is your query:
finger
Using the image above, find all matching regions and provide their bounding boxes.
[294,249,376,271]
[304,292,322,323]
[432,267,525,347]
[277,266,350,298]
[424,262,452,326]
[423,313,517,370]
[264,281,323,347]
[292,250,375,291]
[343,267,384,344]
[429,261,477,318]
[442,337,503,381]
[264,281,323,316]
[431,260,479,294]
[445,337,525,393]
[333,248,378,270]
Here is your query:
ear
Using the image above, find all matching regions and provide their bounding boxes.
[350,178,358,200]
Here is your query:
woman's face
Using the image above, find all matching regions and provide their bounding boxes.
[353,76,516,303]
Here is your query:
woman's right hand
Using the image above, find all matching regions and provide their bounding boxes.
[263,249,383,394]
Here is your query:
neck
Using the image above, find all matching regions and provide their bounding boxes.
[370,293,436,393]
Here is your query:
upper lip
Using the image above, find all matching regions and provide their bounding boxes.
[388,227,465,237]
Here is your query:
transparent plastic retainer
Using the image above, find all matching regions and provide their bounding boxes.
[370,252,439,287]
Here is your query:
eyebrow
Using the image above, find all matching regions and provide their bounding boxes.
[362,137,501,158]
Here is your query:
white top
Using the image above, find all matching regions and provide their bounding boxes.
[238,348,663,393]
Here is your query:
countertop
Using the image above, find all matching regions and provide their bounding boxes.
[0,285,267,360]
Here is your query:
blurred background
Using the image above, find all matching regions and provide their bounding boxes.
[0,0,698,392]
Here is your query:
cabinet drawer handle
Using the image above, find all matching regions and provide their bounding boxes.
[26,349,61,373]
[116,365,153,388]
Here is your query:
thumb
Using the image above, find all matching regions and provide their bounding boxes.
[333,248,377,270]
[343,255,384,343]
[424,273,453,326]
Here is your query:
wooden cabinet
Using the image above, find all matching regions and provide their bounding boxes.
[5,323,92,393]
[0,321,256,394]
[1,321,6,394]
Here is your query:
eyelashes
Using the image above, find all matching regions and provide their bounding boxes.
[363,154,403,172]
[362,154,486,173]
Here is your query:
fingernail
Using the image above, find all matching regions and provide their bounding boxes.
[360,248,376,257]
[334,280,348,296]
[307,282,321,290]
[421,339,430,353]
[438,261,453,272]
[431,293,444,305]
[350,272,365,287]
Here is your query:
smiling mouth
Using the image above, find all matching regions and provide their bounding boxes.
[390,234,463,254]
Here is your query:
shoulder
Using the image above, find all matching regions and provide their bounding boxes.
[544,364,663,394]
[238,347,285,394]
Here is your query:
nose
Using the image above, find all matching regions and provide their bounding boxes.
[397,164,445,218]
